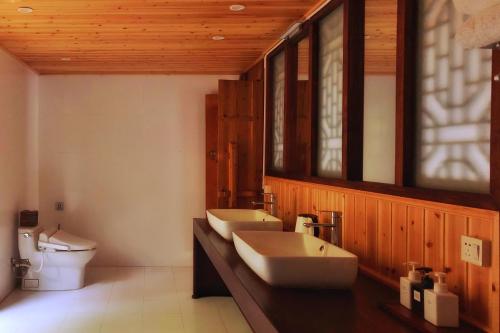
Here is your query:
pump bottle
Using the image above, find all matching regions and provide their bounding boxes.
[424,272,459,327]
[400,262,421,310]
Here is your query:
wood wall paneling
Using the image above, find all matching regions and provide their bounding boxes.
[377,199,393,277]
[353,195,367,261]
[344,193,356,254]
[265,176,499,332]
[407,205,424,265]
[445,214,467,309]
[365,197,378,269]
[391,203,407,279]
[467,217,494,329]
[424,209,444,273]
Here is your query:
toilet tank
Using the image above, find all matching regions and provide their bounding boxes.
[18,226,42,258]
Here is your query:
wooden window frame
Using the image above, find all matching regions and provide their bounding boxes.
[284,23,311,176]
[311,0,365,181]
[265,45,288,176]
[395,0,500,210]
[264,0,500,211]
[266,0,365,180]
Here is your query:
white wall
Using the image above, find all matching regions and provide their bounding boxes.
[38,75,236,266]
[363,75,396,184]
[0,49,38,301]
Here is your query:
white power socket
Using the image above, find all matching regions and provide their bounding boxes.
[461,235,491,267]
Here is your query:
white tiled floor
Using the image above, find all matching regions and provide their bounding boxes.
[0,267,252,333]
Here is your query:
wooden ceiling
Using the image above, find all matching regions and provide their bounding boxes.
[0,0,397,75]
[0,0,316,74]
[365,0,397,75]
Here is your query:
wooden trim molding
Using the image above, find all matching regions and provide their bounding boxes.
[395,0,418,187]
[309,19,320,178]
[283,42,298,173]
[342,0,365,181]
[264,172,499,211]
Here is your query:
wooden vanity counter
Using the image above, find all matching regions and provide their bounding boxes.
[192,218,482,333]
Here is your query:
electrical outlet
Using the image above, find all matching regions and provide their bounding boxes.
[55,202,64,211]
[461,235,491,267]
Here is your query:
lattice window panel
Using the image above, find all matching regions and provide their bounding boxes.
[416,0,492,193]
[317,5,344,178]
[272,51,285,170]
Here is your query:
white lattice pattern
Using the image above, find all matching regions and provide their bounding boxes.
[317,5,344,178]
[272,51,285,170]
[416,0,492,193]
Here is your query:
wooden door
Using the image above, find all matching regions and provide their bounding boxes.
[205,94,219,210]
[216,80,264,208]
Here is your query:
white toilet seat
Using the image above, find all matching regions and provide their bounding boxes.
[19,225,97,290]
[38,240,70,251]
[38,228,97,251]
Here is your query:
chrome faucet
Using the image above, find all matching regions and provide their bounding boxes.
[303,210,342,246]
[251,192,277,217]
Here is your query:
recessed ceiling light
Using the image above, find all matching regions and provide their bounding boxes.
[61,57,71,61]
[229,4,246,12]
[17,6,33,14]
[212,35,225,41]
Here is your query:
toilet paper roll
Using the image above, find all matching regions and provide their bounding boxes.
[295,216,315,236]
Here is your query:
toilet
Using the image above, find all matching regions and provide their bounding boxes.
[18,226,97,291]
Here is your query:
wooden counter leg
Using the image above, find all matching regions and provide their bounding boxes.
[192,235,231,299]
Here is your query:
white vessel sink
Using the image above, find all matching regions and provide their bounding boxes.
[206,209,282,241]
[233,231,358,289]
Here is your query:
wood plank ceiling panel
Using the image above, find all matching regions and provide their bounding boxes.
[0,0,317,74]
[365,0,397,75]
[0,0,397,74]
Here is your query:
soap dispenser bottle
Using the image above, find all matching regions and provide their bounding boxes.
[400,262,421,310]
[424,272,459,327]
[411,267,434,315]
